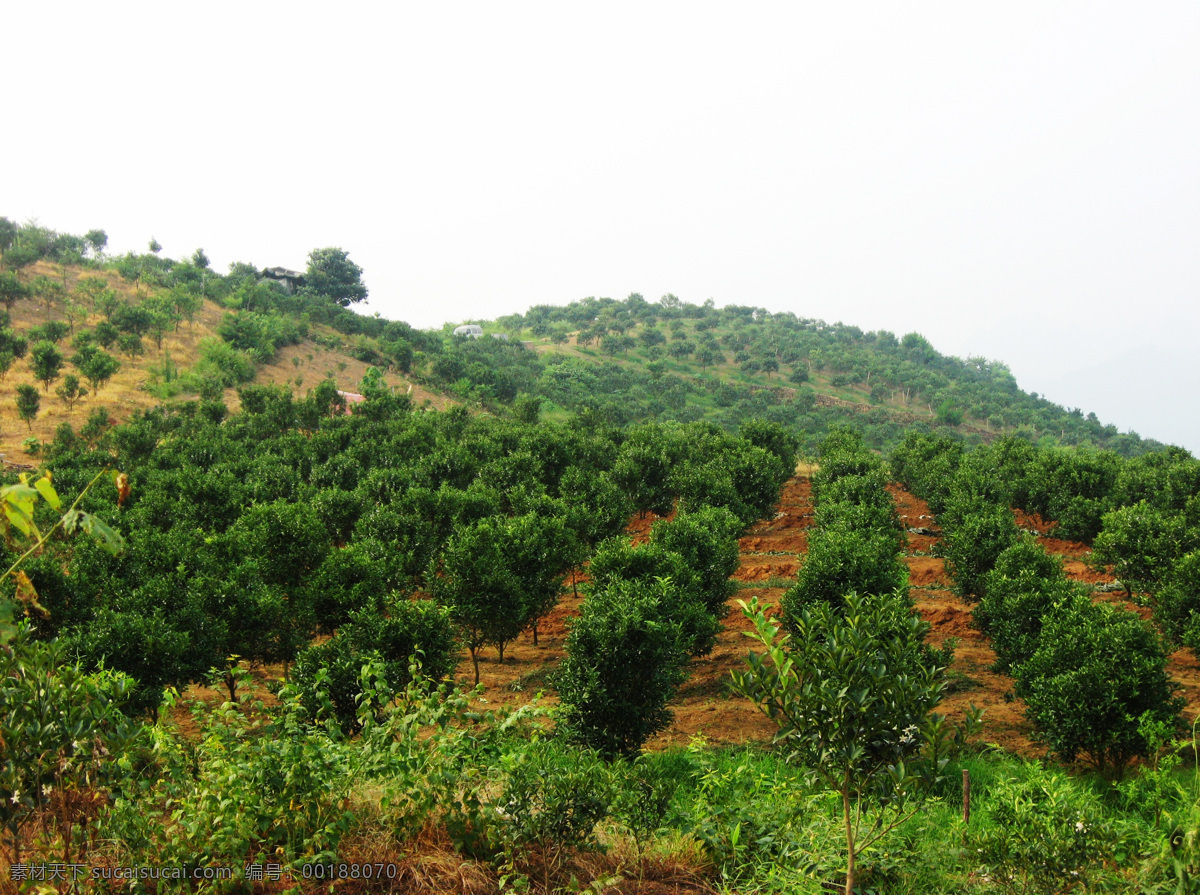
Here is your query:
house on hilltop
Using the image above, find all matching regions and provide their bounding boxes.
[261,267,305,293]
[453,324,484,338]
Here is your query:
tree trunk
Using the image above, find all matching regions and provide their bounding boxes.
[842,782,856,895]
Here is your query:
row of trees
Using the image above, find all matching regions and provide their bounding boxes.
[21,381,796,720]
[554,506,747,759]
[890,431,1200,664]
[781,428,909,622]
[891,431,1187,777]
[738,428,964,894]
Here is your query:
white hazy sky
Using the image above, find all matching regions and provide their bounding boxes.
[6,3,1198,450]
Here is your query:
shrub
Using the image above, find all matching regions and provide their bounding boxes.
[975,570,1087,675]
[190,338,256,387]
[650,505,742,618]
[936,496,1021,601]
[554,577,691,759]
[973,536,1084,673]
[889,431,963,513]
[1017,600,1183,777]
[973,763,1115,895]
[495,739,613,891]
[1,628,141,861]
[1159,550,1200,656]
[290,599,457,735]
[814,498,904,543]
[1091,501,1197,596]
[290,638,390,736]
[781,526,909,625]
[587,538,721,657]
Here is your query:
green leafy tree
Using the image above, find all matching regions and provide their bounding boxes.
[117,332,144,359]
[0,271,27,312]
[504,512,578,646]
[1090,500,1197,596]
[650,506,741,619]
[554,577,691,759]
[781,526,908,624]
[77,350,121,393]
[304,247,368,306]
[1155,550,1200,656]
[2,243,38,279]
[16,384,39,431]
[586,539,720,657]
[84,228,108,258]
[732,592,961,895]
[430,516,526,683]
[62,609,192,719]
[143,293,181,351]
[973,537,1087,674]
[0,217,16,253]
[55,373,88,410]
[1016,599,1183,778]
[935,496,1021,601]
[29,276,64,318]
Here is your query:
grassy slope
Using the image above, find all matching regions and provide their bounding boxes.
[0,260,454,464]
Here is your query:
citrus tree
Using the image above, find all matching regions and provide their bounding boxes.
[732,591,967,895]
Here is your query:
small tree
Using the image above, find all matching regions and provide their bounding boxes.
[77,350,121,393]
[935,497,1021,601]
[732,591,964,895]
[1017,600,1183,778]
[117,332,144,359]
[55,374,88,410]
[0,272,27,312]
[430,517,526,683]
[29,341,63,392]
[84,229,108,258]
[1090,501,1196,597]
[16,384,39,431]
[781,526,908,624]
[1155,550,1200,656]
[554,577,691,759]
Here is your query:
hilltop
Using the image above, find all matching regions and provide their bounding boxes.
[0,216,1169,463]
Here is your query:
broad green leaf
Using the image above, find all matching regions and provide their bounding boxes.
[61,508,82,534]
[34,474,61,511]
[77,512,126,556]
[1,484,40,538]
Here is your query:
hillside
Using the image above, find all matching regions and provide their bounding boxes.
[0,259,450,464]
[441,295,1162,456]
[0,213,1171,465]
